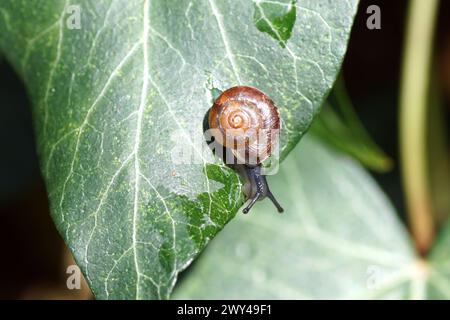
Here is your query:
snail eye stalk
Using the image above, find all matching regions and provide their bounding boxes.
[241,165,283,214]
[267,191,284,213]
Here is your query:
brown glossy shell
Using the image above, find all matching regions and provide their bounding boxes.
[208,86,281,165]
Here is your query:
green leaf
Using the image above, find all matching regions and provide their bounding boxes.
[0,0,358,299]
[173,136,450,299]
[173,136,418,299]
[427,222,450,298]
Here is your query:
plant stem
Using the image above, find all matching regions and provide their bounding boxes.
[399,0,439,255]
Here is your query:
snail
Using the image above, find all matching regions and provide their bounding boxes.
[206,86,284,214]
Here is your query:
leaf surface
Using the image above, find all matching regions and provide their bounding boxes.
[174,136,419,299]
[0,0,358,299]
[174,136,450,299]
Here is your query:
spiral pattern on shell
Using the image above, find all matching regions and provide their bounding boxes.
[208,86,281,165]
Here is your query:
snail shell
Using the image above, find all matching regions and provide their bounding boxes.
[208,86,281,165]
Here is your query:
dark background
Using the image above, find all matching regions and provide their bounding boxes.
[1,0,449,299]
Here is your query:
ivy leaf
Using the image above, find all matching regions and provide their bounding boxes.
[0,0,358,299]
[173,136,417,299]
[427,223,450,298]
[173,136,450,299]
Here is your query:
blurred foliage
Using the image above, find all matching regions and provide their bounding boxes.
[427,74,450,227]
[174,136,450,299]
[312,76,393,173]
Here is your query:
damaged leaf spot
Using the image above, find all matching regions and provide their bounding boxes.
[253,0,297,48]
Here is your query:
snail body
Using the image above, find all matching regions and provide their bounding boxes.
[207,86,284,214]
